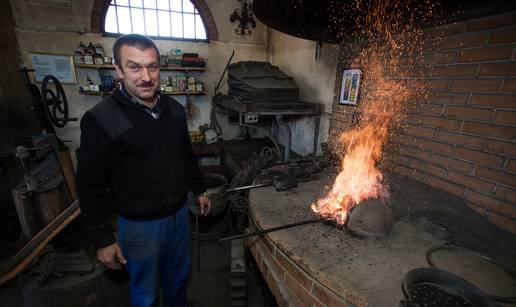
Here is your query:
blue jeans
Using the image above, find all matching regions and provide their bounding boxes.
[118,205,191,307]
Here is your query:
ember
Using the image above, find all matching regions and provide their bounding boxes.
[311,0,432,225]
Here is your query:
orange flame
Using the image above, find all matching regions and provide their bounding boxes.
[311,1,431,225]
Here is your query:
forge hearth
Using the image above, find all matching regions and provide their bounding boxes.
[247,172,516,307]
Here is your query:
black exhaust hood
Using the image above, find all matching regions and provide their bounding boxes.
[253,0,516,44]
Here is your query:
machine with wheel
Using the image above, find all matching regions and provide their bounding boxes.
[1,73,131,306]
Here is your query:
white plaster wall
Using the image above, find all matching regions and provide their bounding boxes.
[268,30,339,156]
[10,0,268,153]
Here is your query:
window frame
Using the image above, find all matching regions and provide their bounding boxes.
[102,0,210,43]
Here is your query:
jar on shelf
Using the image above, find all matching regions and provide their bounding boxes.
[195,81,204,92]
[73,51,84,64]
[94,53,104,65]
[160,55,168,67]
[83,52,94,65]
[87,42,96,55]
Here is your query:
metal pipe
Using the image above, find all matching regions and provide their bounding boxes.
[214,49,235,93]
[219,217,323,242]
[225,182,271,193]
[275,115,291,161]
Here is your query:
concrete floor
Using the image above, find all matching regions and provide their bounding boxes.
[0,216,274,307]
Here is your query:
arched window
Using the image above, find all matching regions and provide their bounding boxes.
[104,0,208,41]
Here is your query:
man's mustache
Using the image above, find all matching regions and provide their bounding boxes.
[138,82,155,88]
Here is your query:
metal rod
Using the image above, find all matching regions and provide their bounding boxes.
[214,49,235,93]
[219,218,324,242]
[225,182,272,193]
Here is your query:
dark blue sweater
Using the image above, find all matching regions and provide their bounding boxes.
[76,90,205,249]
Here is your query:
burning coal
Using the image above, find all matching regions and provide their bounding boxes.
[311,0,433,225]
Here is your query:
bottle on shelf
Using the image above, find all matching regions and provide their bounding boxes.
[94,43,104,57]
[78,41,86,54]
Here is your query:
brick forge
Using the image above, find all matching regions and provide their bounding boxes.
[247,214,366,307]
[246,174,516,307]
[330,10,516,234]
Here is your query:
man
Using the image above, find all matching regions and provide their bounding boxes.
[76,34,211,307]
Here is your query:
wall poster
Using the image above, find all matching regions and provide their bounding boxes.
[339,69,361,105]
[29,52,76,84]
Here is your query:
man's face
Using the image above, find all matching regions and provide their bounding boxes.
[114,45,160,103]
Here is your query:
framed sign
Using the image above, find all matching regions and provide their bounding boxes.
[339,69,361,105]
[29,52,76,84]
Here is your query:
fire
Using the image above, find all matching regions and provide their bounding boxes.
[311,0,432,225]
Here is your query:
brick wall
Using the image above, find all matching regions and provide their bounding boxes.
[329,11,516,234]
[247,214,365,307]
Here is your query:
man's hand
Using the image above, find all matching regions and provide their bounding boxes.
[97,243,127,269]
[198,195,212,216]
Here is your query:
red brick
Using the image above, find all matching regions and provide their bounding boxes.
[260,244,285,281]
[423,22,465,39]
[414,138,454,155]
[484,139,516,156]
[450,79,501,92]
[466,191,516,218]
[455,146,505,168]
[467,202,488,216]
[394,164,427,182]
[470,94,516,108]
[427,91,470,104]
[312,281,348,307]
[394,133,415,146]
[419,103,444,116]
[393,154,409,166]
[444,106,493,121]
[423,39,441,52]
[262,235,276,255]
[426,176,466,197]
[457,46,513,63]
[420,115,462,130]
[479,62,516,77]
[507,159,516,173]
[437,130,485,149]
[447,172,494,193]
[430,154,474,172]
[276,249,313,291]
[495,186,516,204]
[495,110,516,125]
[399,145,431,159]
[476,166,516,187]
[489,27,516,44]
[462,122,516,139]
[404,125,437,138]
[408,158,447,178]
[284,273,323,307]
[423,52,457,64]
[502,79,516,92]
[466,11,516,32]
[487,212,516,235]
[427,79,449,90]
[432,64,478,77]
[439,32,488,50]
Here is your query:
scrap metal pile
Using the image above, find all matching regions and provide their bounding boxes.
[223,146,325,234]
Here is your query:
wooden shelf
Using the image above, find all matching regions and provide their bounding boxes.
[79,90,206,96]
[74,63,205,71]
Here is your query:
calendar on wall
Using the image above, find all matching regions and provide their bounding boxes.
[339,69,361,105]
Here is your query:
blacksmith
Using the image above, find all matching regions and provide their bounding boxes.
[76,34,211,307]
